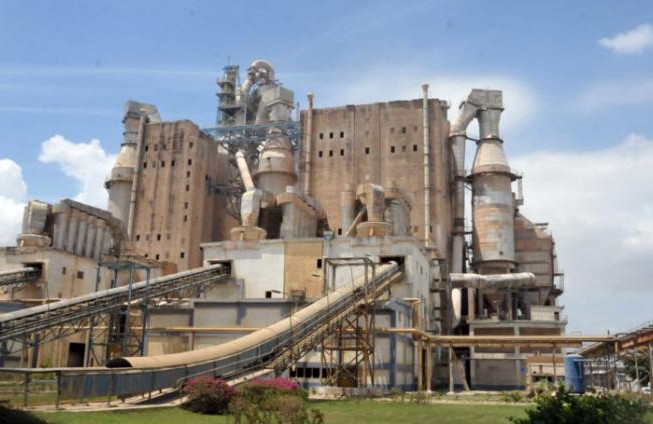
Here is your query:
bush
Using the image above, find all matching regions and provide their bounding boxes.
[510,386,651,424]
[182,375,235,415]
[0,404,46,424]
[229,377,322,424]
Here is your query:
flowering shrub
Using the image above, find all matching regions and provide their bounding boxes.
[250,376,301,391]
[182,375,235,415]
[229,376,322,423]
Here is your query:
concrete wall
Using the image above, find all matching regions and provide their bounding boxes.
[131,120,238,270]
[299,99,453,259]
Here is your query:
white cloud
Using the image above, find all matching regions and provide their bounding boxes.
[317,66,537,137]
[0,159,28,246]
[512,134,653,334]
[576,77,653,112]
[38,135,116,208]
[599,23,653,54]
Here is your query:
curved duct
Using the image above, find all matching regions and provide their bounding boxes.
[448,89,518,327]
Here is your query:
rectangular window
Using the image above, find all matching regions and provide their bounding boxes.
[188,159,192,165]
[157,234,161,241]
[390,146,395,153]
[171,160,175,166]
[186,171,191,178]
[319,133,323,140]
[316,259,322,269]
[186,185,190,191]
[144,145,149,152]
[143,162,147,169]
[76,271,84,279]
[183,215,188,222]
[184,202,189,209]
[365,147,370,155]
[329,132,334,139]
[413,145,418,151]
[136,234,141,241]
[402,145,406,152]
[155,254,160,260]
[329,150,333,157]
[401,126,406,134]
[340,131,344,138]
[180,252,185,258]
[189,142,194,148]
[161,161,165,167]
[337,228,342,235]
[62,266,67,275]
[318,151,323,158]
[340,149,344,156]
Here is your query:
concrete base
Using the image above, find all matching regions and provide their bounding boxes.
[230,226,267,241]
[355,222,392,238]
[16,234,51,248]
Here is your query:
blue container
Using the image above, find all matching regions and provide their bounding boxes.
[564,354,585,393]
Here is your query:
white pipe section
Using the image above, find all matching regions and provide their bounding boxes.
[449,100,480,274]
[422,84,431,247]
[235,151,256,191]
[344,207,366,237]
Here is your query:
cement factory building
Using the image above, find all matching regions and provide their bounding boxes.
[0,60,565,392]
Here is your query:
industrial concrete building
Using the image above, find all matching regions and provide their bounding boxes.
[0,59,566,391]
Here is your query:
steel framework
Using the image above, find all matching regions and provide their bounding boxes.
[202,121,300,219]
[0,265,230,365]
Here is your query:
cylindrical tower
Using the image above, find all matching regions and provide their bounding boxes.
[470,91,516,274]
[106,102,141,230]
[254,128,297,195]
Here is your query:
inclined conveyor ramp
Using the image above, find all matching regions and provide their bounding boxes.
[12,262,403,402]
[0,265,230,348]
[0,267,40,288]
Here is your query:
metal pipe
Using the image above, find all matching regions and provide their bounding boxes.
[304,93,314,195]
[449,100,480,274]
[344,207,366,237]
[422,84,430,246]
[235,151,255,191]
[449,272,536,289]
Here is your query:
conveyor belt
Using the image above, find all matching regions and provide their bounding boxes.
[0,265,230,345]
[0,267,40,287]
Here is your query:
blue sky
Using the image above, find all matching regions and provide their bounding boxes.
[1,1,652,335]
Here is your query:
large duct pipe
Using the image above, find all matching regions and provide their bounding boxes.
[422,84,431,247]
[304,93,314,195]
[235,151,256,191]
[448,96,481,329]
[449,100,480,274]
[450,272,535,289]
[340,183,355,234]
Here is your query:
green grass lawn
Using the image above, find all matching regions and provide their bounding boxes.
[37,400,529,424]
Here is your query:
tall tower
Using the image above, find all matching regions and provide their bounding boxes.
[106,101,160,235]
